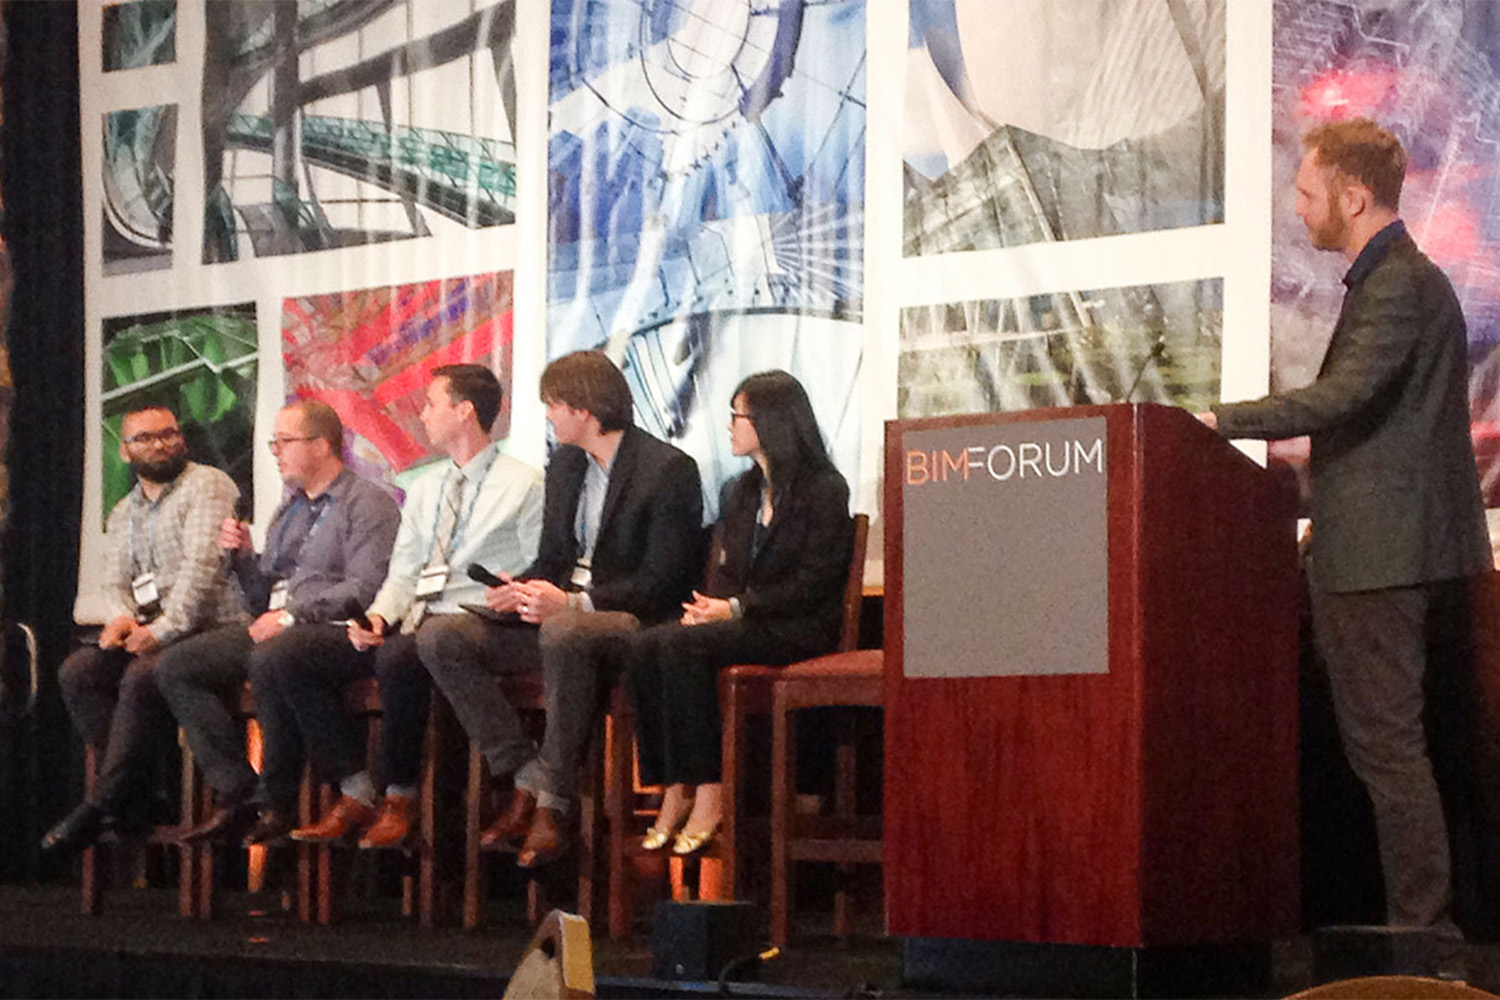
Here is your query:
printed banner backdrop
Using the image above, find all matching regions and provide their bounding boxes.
[1272,0,1500,507]
[76,0,526,620]
[895,0,1227,422]
[102,0,177,73]
[546,0,867,515]
[282,271,515,497]
[100,304,258,520]
[899,279,1222,418]
[904,0,1225,256]
[102,104,176,275]
[79,1,1465,608]
[200,0,516,263]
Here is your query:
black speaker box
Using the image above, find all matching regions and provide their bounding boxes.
[650,900,762,981]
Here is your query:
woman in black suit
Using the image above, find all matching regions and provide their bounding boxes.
[627,370,853,855]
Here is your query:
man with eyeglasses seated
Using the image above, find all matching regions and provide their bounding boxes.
[43,403,248,855]
[151,400,400,846]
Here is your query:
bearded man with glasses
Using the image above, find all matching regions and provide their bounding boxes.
[43,403,248,855]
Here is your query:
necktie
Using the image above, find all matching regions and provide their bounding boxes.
[403,472,464,634]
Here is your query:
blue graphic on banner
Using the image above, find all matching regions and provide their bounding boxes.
[547,0,866,515]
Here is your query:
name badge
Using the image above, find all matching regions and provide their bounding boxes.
[132,572,160,607]
[417,564,449,599]
[268,580,289,611]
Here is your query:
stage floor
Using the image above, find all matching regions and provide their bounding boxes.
[0,884,901,999]
[3,883,1500,998]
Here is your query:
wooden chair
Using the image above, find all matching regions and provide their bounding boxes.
[604,513,871,939]
[768,647,882,946]
[300,676,457,926]
[179,677,382,923]
[462,670,608,931]
[80,731,204,917]
[722,513,874,940]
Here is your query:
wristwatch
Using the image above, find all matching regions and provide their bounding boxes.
[277,609,295,629]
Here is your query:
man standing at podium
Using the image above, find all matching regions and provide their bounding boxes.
[1199,118,1490,930]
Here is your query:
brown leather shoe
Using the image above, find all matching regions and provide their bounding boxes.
[516,806,572,869]
[478,787,536,851]
[177,798,259,844]
[242,809,296,847]
[289,795,376,843]
[358,795,416,850]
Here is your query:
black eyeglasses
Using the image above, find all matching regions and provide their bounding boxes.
[123,428,183,446]
[267,435,316,451]
[730,410,754,422]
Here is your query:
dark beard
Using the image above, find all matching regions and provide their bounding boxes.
[131,453,188,484]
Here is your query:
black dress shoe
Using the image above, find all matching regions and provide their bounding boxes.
[41,804,106,855]
[177,800,258,844]
[242,810,296,847]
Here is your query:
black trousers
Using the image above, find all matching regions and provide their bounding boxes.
[231,625,374,806]
[58,645,169,811]
[626,619,816,787]
[370,629,433,793]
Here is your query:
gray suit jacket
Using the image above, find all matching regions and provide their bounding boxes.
[1215,226,1490,593]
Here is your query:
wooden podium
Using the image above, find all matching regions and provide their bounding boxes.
[884,404,1300,995]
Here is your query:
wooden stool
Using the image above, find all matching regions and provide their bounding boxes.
[80,731,204,917]
[462,670,608,930]
[769,648,883,946]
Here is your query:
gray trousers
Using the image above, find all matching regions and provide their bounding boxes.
[419,610,637,812]
[58,645,168,812]
[154,625,258,803]
[1310,578,1452,927]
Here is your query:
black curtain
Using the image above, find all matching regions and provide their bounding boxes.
[0,0,84,883]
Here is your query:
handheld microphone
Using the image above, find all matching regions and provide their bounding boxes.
[467,563,505,587]
[1123,336,1168,403]
[342,598,372,632]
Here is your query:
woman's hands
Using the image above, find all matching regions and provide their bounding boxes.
[680,590,733,627]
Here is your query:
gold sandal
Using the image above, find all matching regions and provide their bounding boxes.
[671,821,720,856]
[641,801,693,851]
[641,823,677,851]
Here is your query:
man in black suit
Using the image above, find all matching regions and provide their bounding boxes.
[420,350,703,866]
[1200,118,1491,929]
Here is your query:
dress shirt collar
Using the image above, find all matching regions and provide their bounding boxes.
[453,441,499,484]
[1344,220,1406,289]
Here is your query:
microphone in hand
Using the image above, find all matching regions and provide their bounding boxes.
[467,563,505,588]
[342,598,372,632]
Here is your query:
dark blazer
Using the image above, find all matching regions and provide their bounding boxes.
[1216,226,1490,592]
[522,425,703,624]
[707,462,853,654]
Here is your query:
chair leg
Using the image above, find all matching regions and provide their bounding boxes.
[576,726,604,929]
[178,736,204,919]
[769,688,796,948]
[417,708,439,927]
[720,681,748,900]
[463,741,484,931]
[297,763,314,923]
[833,710,858,937]
[606,694,634,940]
[316,787,337,925]
[80,746,100,915]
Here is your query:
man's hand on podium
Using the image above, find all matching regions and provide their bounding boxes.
[1195,411,1218,431]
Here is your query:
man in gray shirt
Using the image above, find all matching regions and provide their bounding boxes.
[152,400,400,845]
[43,403,246,855]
